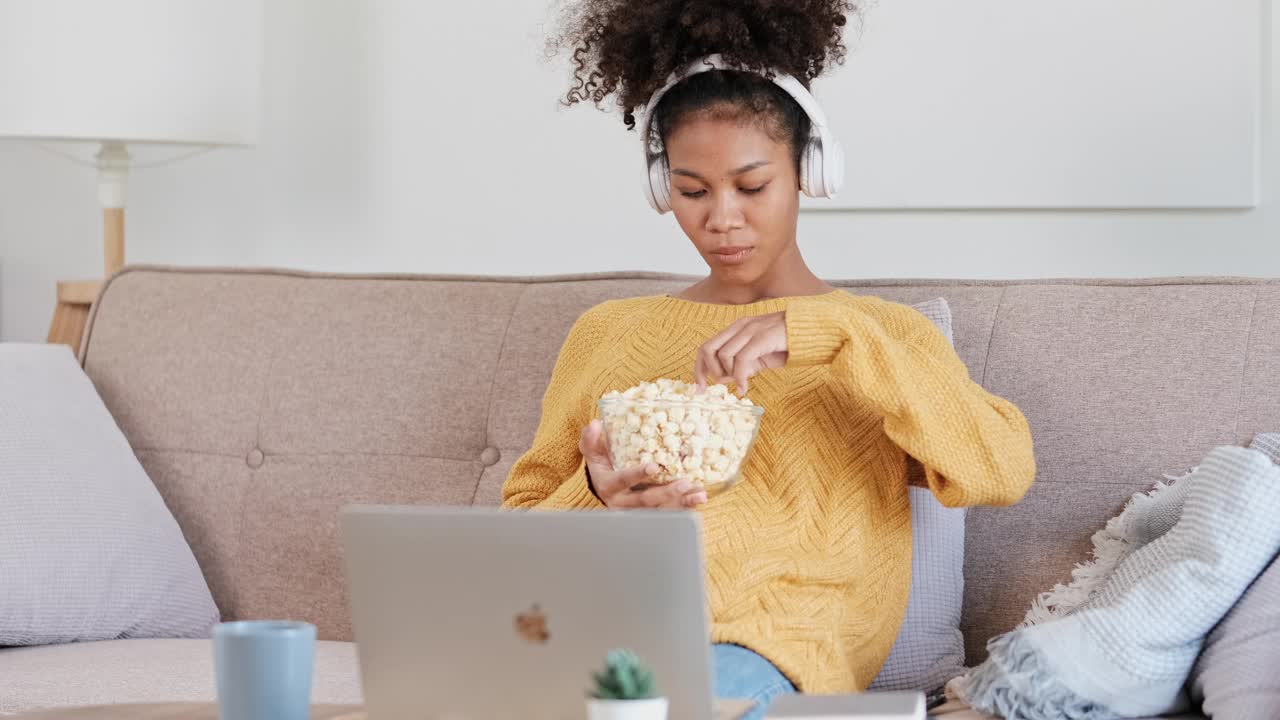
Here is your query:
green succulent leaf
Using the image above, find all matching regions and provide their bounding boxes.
[589,648,660,700]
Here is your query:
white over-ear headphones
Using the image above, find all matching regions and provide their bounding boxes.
[640,54,846,214]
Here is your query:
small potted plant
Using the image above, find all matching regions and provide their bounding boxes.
[587,648,668,720]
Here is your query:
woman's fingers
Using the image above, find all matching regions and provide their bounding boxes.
[581,421,707,508]
[582,421,659,502]
[637,479,705,509]
[731,333,776,395]
[697,318,753,390]
[695,315,789,393]
[682,490,709,508]
[638,479,689,508]
[715,325,758,381]
[598,463,659,503]
[615,462,661,490]
[699,322,769,395]
[610,478,707,509]
[696,343,727,391]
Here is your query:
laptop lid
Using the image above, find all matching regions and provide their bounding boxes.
[340,506,716,720]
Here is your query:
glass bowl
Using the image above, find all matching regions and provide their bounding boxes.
[597,394,765,500]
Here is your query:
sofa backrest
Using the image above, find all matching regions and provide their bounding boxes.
[80,267,1280,663]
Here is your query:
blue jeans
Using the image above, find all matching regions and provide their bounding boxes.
[713,643,796,720]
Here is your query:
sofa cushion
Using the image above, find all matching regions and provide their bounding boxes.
[1186,433,1280,720]
[1188,552,1280,720]
[0,344,218,646]
[0,639,363,714]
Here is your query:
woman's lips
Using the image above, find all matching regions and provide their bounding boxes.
[710,246,754,265]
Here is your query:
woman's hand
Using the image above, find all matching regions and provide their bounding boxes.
[695,311,788,395]
[579,420,708,509]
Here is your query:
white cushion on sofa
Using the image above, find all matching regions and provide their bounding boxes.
[0,344,218,645]
[870,298,967,692]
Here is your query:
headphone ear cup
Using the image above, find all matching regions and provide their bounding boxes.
[798,145,812,197]
[799,138,822,198]
[647,155,673,214]
[824,137,845,197]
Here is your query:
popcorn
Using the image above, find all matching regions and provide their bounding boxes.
[599,378,762,489]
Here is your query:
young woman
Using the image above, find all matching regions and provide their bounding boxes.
[503,1,1036,716]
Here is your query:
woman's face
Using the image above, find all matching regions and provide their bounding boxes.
[663,114,801,286]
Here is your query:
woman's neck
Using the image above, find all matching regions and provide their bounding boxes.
[676,245,834,305]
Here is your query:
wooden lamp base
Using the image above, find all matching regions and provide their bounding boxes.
[46,279,102,355]
[47,203,123,356]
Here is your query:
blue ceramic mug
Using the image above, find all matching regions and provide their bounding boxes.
[213,620,316,720]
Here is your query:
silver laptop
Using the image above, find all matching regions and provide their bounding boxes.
[340,506,717,720]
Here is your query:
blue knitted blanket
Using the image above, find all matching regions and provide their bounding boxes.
[949,435,1280,719]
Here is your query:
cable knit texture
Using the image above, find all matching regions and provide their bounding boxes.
[502,289,1036,693]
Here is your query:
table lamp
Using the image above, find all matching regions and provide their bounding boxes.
[0,0,262,353]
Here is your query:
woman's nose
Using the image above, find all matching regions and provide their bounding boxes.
[706,193,743,233]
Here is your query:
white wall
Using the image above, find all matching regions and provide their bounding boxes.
[819,1,1262,209]
[1,0,1277,343]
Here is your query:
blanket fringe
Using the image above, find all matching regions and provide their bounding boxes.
[948,633,1118,720]
[1019,469,1194,628]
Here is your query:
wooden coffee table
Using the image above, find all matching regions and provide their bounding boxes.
[4,699,982,719]
[6,700,764,719]
[4,705,363,719]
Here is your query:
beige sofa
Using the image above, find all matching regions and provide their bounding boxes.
[4,266,1277,717]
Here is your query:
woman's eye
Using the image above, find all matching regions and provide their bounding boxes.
[741,183,769,195]
[679,189,707,199]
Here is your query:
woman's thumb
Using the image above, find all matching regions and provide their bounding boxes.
[579,419,609,463]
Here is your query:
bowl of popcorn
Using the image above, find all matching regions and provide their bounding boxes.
[598,379,764,498]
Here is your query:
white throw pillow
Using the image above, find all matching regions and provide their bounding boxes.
[869,298,968,692]
[0,344,219,644]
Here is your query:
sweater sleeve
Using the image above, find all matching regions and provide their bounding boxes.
[785,297,1036,508]
[501,306,609,511]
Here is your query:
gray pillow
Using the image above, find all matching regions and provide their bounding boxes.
[869,298,967,693]
[1186,433,1280,719]
[0,344,219,644]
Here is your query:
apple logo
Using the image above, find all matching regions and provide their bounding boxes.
[515,604,550,644]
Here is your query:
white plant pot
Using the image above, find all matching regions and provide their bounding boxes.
[586,697,669,720]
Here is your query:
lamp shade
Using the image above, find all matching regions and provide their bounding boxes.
[0,0,261,146]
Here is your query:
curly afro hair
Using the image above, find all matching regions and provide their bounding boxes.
[550,0,857,169]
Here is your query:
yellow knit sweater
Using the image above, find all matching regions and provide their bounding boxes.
[501,290,1035,693]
